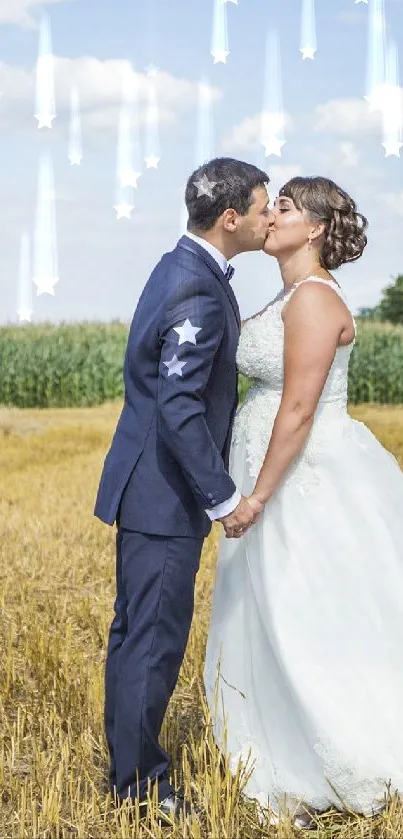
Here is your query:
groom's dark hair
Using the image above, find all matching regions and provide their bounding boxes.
[185,157,270,232]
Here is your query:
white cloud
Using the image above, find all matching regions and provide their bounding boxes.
[336,141,360,168]
[0,58,222,132]
[220,111,294,153]
[303,141,384,200]
[264,147,379,204]
[0,0,70,28]
[314,97,382,136]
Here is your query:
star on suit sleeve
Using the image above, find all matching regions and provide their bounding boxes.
[173,318,202,345]
[157,276,238,509]
[163,354,187,377]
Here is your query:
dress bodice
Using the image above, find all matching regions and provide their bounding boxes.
[236,276,357,400]
[232,277,360,493]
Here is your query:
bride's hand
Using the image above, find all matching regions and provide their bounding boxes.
[246,494,266,520]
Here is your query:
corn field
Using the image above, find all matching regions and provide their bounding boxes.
[1,319,403,408]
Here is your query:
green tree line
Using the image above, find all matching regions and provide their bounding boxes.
[357,274,403,324]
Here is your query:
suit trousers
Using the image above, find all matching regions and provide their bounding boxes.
[104,525,204,801]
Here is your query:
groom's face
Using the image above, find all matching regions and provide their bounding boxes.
[236,186,271,252]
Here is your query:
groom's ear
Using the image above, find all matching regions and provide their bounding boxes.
[222,207,238,231]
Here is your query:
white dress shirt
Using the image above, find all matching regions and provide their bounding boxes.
[185,231,241,521]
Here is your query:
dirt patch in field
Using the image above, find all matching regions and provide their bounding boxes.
[0,408,49,437]
[0,401,123,438]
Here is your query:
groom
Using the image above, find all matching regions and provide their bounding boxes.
[94,157,271,821]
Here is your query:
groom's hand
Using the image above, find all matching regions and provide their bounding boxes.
[218,495,261,539]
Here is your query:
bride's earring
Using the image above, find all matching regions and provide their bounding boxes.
[308,235,312,248]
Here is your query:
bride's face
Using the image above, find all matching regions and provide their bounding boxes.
[263,195,315,257]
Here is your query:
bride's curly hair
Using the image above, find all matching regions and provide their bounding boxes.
[279,176,368,270]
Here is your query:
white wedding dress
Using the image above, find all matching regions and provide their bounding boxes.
[204,276,403,818]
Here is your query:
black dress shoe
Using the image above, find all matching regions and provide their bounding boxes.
[155,787,202,825]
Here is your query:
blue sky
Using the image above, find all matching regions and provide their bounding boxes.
[0,0,402,326]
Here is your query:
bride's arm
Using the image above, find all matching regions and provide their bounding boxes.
[251,284,344,504]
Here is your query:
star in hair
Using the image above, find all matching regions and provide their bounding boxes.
[193,174,218,198]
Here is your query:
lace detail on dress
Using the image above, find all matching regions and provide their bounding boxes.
[229,713,331,812]
[207,674,397,815]
[234,278,358,493]
[228,722,393,815]
[313,736,394,815]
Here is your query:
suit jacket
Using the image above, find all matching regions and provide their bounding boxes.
[93,234,241,538]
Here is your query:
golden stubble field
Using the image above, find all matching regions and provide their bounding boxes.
[1,401,403,839]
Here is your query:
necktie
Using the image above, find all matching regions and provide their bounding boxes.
[225,265,235,282]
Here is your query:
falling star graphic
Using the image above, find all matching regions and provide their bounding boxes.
[144,71,161,169]
[117,65,142,190]
[211,0,230,63]
[264,136,286,156]
[34,14,56,129]
[300,0,317,60]
[145,153,160,169]
[17,232,33,323]
[300,47,316,60]
[261,29,286,157]
[129,72,143,184]
[196,80,215,166]
[179,79,216,233]
[381,40,402,157]
[68,86,83,165]
[355,0,368,4]
[365,0,386,112]
[122,169,141,186]
[113,200,134,220]
[68,152,82,166]
[33,153,59,296]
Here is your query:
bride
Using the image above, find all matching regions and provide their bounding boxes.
[204,175,403,829]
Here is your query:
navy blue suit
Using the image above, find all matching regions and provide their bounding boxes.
[94,235,241,800]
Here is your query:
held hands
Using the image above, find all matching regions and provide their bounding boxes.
[218,494,266,539]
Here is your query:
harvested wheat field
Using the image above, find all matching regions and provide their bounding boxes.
[1,401,403,839]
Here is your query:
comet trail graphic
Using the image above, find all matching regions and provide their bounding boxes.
[33,153,59,296]
[34,14,56,129]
